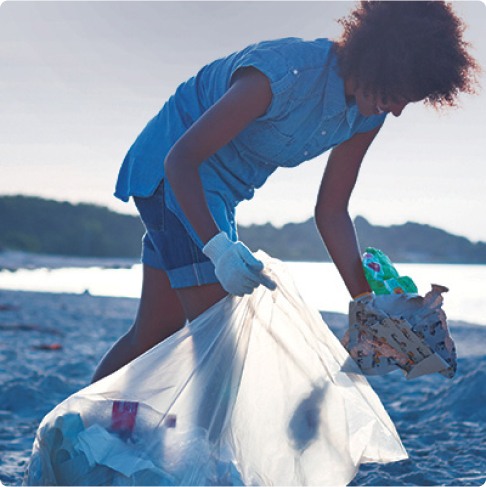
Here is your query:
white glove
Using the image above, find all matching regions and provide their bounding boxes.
[203,232,277,296]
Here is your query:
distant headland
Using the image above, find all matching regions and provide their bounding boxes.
[1,195,485,264]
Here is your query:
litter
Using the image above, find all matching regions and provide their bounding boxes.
[362,247,418,295]
[342,249,457,379]
[24,253,407,486]
[32,343,63,351]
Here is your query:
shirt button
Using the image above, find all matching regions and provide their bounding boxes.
[321,130,327,135]
[293,69,299,75]
[303,150,309,156]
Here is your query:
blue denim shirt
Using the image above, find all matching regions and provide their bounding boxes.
[115,38,386,247]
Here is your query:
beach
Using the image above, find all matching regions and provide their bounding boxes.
[1,288,485,486]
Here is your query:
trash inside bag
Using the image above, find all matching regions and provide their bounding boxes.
[24,253,407,486]
[342,248,457,379]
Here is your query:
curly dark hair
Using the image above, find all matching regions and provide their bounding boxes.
[334,1,480,107]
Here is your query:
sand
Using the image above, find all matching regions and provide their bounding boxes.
[1,289,485,486]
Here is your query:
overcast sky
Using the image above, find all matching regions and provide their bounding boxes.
[1,1,485,241]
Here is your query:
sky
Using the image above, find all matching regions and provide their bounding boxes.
[1,0,485,242]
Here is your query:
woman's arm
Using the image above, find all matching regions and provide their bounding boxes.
[165,67,278,295]
[315,125,382,298]
[164,67,272,245]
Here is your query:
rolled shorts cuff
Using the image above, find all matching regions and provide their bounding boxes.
[141,238,218,288]
[168,261,218,289]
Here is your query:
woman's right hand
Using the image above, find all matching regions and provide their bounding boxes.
[203,232,276,296]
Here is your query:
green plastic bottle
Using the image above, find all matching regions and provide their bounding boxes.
[362,247,418,295]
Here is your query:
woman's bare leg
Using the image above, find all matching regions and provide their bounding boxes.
[91,264,186,383]
[175,283,229,438]
[175,283,228,322]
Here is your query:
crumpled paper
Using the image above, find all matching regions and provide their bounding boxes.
[342,285,457,379]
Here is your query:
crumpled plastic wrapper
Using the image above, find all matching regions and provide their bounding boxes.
[342,285,457,379]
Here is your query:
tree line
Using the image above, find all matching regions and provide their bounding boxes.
[1,195,485,264]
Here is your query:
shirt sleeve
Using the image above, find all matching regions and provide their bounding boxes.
[230,39,299,121]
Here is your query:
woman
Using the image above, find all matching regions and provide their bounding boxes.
[92,1,478,383]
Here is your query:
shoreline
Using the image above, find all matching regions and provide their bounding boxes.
[2,286,486,330]
[1,288,485,351]
[0,250,137,271]
[2,251,486,329]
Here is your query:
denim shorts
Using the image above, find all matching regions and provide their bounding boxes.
[133,182,219,289]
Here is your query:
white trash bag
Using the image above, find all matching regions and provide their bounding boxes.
[24,253,407,486]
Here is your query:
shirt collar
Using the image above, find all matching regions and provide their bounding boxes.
[323,48,358,126]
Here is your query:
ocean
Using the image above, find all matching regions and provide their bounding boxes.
[0,261,485,485]
[1,262,485,326]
